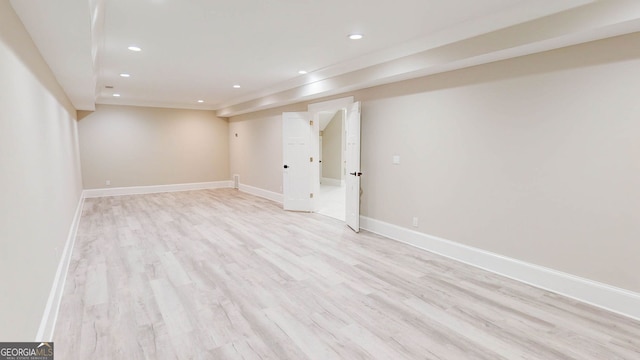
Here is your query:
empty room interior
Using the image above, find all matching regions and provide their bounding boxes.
[2,0,640,358]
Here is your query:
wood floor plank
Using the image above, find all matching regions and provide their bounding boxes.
[54,189,640,359]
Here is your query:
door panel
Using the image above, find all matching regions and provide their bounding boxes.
[283,112,312,211]
[345,102,361,232]
[310,113,319,211]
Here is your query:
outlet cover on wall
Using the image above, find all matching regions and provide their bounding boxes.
[393,155,400,165]
[412,217,418,227]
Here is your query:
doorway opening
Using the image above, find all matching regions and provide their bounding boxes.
[317,109,346,221]
[282,96,361,231]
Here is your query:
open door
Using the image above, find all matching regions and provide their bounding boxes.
[282,112,318,211]
[345,102,361,232]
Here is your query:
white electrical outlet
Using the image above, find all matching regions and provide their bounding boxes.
[412,217,418,227]
[106,180,111,186]
[393,155,400,165]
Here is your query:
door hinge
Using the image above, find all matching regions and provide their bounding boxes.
[310,193,314,198]
[309,120,313,126]
[310,157,313,162]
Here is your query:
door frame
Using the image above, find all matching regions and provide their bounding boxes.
[307,97,358,227]
[308,97,355,115]
[283,97,358,218]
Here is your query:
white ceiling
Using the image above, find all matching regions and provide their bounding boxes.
[9,0,640,116]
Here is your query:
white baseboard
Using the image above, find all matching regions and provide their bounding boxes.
[36,194,85,341]
[83,181,232,198]
[321,177,344,187]
[238,183,283,204]
[360,216,640,322]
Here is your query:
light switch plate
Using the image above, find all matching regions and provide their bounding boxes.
[392,155,400,165]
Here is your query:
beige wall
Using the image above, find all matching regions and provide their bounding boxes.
[0,2,83,340]
[78,105,229,189]
[358,33,640,293]
[229,33,640,294]
[322,111,344,181]
[229,105,306,193]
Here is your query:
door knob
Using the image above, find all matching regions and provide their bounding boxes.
[350,172,363,176]
[284,165,289,169]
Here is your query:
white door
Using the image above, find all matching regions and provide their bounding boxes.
[310,114,319,205]
[319,135,323,182]
[282,112,318,211]
[345,102,361,232]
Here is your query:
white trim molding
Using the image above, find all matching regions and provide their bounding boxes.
[238,183,283,204]
[308,97,354,113]
[36,194,85,341]
[360,216,640,322]
[83,181,232,198]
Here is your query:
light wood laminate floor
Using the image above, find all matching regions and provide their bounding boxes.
[54,189,640,359]
[318,184,346,221]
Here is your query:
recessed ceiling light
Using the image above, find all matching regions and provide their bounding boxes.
[197,100,204,103]
[298,70,307,74]
[127,46,142,52]
[120,73,131,78]
[233,85,241,88]
[113,93,121,97]
[348,34,363,40]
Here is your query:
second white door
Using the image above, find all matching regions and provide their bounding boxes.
[345,102,361,232]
